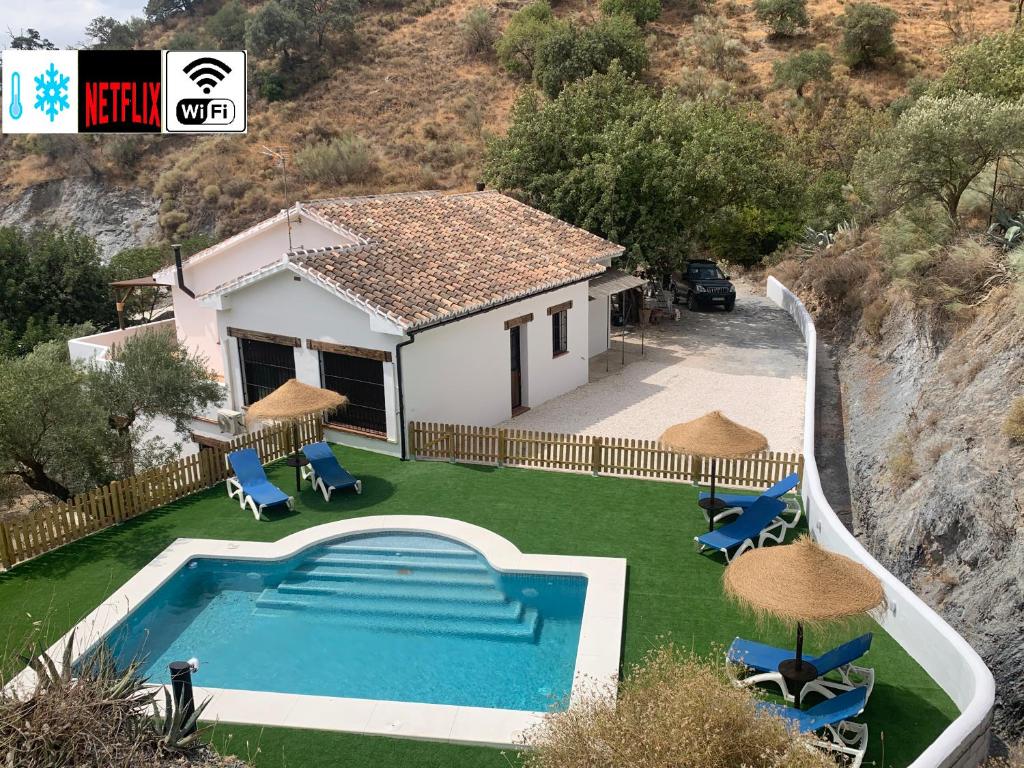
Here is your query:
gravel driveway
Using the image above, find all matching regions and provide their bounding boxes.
[501,282,806,453]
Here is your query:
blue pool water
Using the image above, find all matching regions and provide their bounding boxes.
[105,532,587,712]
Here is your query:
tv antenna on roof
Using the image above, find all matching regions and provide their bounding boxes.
[259,145,294,250]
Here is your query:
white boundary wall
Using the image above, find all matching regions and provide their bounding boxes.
[766,277,995,768]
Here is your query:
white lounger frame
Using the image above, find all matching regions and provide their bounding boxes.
[694,515,789,563]
[728,655,876,704]
[301,464,363,502]
[816,719,869,768]
[703,495,803,529]
[226,476,294,521]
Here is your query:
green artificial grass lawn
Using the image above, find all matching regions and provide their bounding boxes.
[0,446,957,768]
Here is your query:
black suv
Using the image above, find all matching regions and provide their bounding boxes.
[673,260,736,312]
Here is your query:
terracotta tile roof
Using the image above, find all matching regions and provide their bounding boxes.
[291,191,621,330]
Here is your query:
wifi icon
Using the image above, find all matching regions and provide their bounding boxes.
[183,57,232,94]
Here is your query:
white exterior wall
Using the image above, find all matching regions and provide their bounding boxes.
[214,270,403,455]
[588,295,609,358]
[402,281,590,428]
[168,217,348,378]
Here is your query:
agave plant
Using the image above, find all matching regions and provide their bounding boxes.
[801,221,855,253]
[155,685,210,753]
[987,208,1024,251]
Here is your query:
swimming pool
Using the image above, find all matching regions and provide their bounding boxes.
[20,517,626,745]
[108,532,587,712]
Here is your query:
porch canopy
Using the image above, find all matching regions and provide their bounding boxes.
[587,268,647,299]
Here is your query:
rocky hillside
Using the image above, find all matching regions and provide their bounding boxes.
[0,0,1013,250]
[776,243,1024,742]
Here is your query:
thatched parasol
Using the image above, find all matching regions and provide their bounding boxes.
[724,536,885,704]
[660,411,768,531]
[246,379,347,491]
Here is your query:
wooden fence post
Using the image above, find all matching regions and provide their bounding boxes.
[591,436,603,476]
[0,522,13,569]
[447,426,456,463]
[497,429,507,467]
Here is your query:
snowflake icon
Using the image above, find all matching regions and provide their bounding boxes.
[34,63,70,122]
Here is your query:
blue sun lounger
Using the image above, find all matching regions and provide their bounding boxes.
[700,472,801,527]
[226,448,294,521]
[301,441,362,501]
[727,633,875,703]
[757,686,870,768]
[694,497,787,562]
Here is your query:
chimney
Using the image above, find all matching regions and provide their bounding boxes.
[475,181,485,192]
[173,243,196,299]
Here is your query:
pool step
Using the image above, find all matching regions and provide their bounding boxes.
[274,580,508,605]
[323,543,479,560]
[252,603,540,641]
[291,564,496,588]
[253,543,539,642]
[255,589,526,622]
[311,554,489,574]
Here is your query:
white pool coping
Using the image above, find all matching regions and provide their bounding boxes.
[8,515,627,748]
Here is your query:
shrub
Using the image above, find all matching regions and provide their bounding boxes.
[772,47,832,97]
[533,15,648,98]
[0,638,216,767]
[207,0,248,49]
[684,14,749,79]
[600,0,662,25]
[105,135,144,169]
[295,133,378,185]
[1003,398,1024,443]
[753,0,809,36]
[523,645,833,768]
[888,431,918,490]
[838,2,898,67]
[934,31,1024,99]
[460,5,497,57]
[495,1,564,78]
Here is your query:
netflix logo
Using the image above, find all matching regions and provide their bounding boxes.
[78,50,162,133]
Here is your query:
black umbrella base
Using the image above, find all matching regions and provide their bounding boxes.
[778,659,818,708]
[285,455,310,468]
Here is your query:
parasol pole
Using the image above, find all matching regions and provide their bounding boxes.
[795,621,804,667]
[292,422,301,492]
[707,457,717,532]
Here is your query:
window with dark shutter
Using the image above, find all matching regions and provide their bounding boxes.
[319,352,387,434]
[552,309,568,356]
[238,338,296,406]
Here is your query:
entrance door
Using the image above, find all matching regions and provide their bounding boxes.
[510,325,522,410]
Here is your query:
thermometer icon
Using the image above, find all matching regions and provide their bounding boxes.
[8,72,23,120]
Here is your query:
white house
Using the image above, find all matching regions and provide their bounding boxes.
[71,190,642,457]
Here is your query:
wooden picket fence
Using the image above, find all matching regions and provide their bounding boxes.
[0,416,323,570]
[409,421,803,489]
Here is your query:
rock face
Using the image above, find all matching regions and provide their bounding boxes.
[0,178,160,261]
[836,299,1024,742]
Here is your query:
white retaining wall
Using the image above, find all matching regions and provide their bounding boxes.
[766,277,995,768]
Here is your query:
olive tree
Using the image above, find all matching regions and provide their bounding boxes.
[485,65,807,271]
[86,329,222,475]
[0,342,114,501]
[934,31,1024,100]
[533,15,648,98]
[854,93,1024,223]
[753,0,809,37]
[495,1,565,78]
[837,2,898,67]
[772,47,832,98]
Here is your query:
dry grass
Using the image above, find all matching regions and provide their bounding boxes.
[522,644,834,768]
[887,430,918,491]
[1004,397,1024,444]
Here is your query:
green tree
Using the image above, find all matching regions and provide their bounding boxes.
[533,15,648,99]
[495,1,565,78]
[0,227,115,357]
[853,93,1024,223]
[144,0,201,21]
[207,0,249,48]
[772,47,832,98]
[460,5,498,57]
[837,2,898,67]
[753,0,809,36]
[933,31,1024,99]
[485,66,807,270]
[246,0,307,64]
[85,16,147,49]
[8,28,56,49]
[86,330,222,475]
[0,342,114,501]
[600,0,662,25]
[292,0,359,50]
